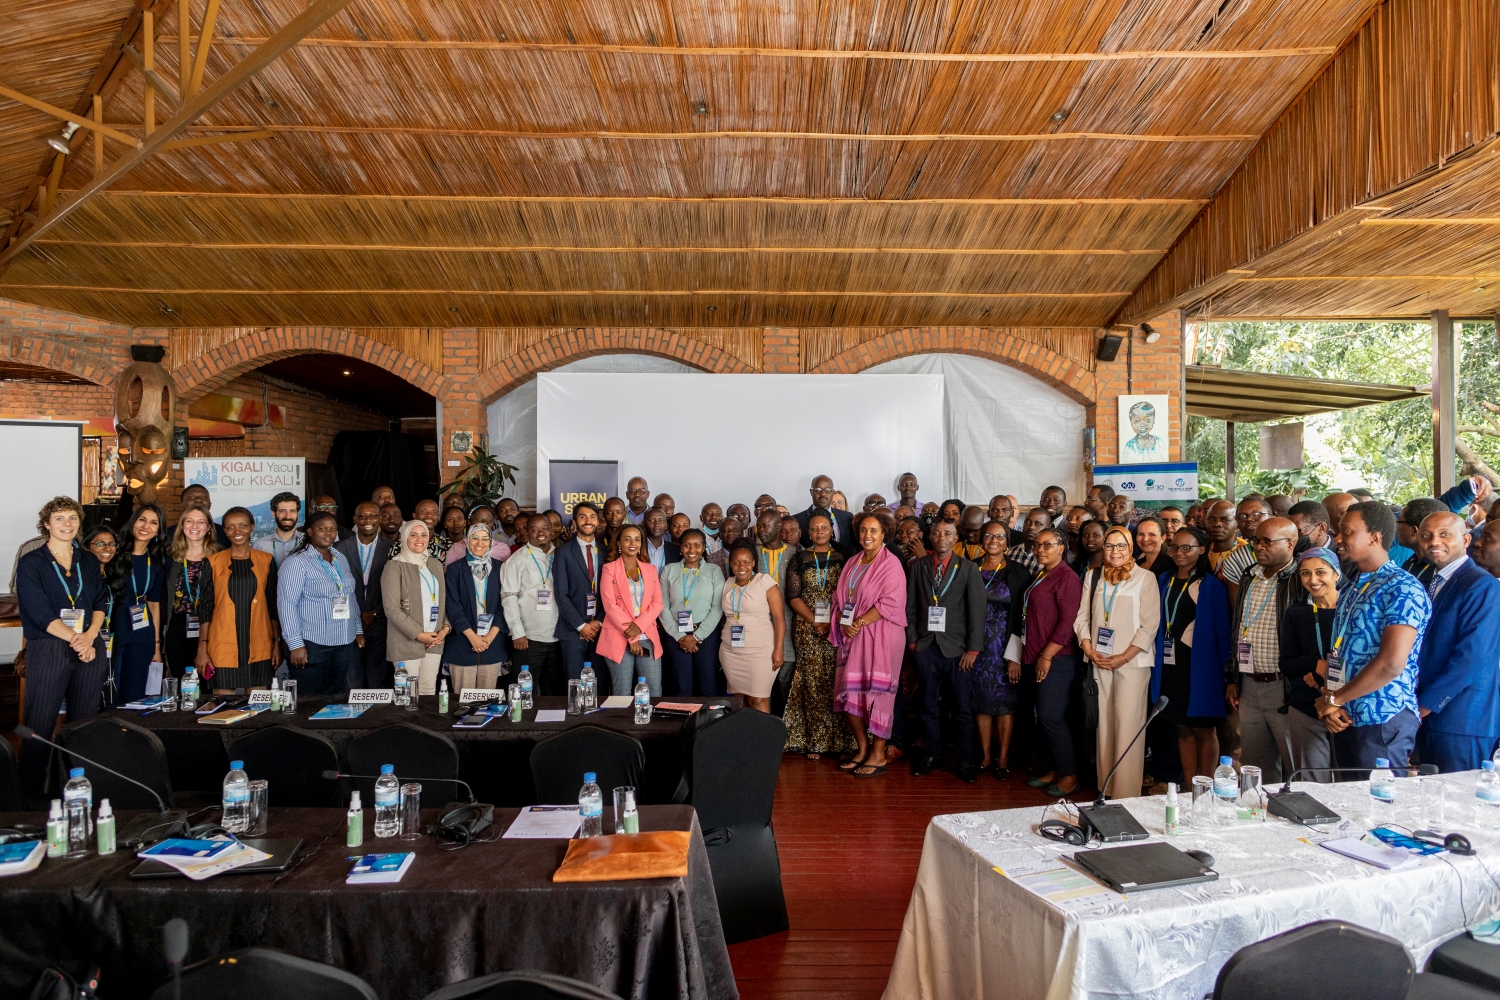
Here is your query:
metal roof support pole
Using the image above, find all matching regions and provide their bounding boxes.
[1225,420,1236,504]
[1431,309,1456,494]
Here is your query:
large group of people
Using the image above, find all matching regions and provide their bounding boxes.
[13,466,1500,797]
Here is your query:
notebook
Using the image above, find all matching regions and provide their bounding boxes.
[197,709,255,726]
[347,852,414,884]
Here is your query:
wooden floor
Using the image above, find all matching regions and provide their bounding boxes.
[727,755,1062,1000]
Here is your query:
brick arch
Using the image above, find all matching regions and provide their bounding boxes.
[809,327,1098,406]
[473,327,756,404]
[1,333,113,385]
[172,327,451,399]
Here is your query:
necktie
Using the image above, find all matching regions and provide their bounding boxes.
[586,543,595,583]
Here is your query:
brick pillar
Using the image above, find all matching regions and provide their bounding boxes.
[438,328,482,486]
[1091,312,1183,467]
[761,327,801,372]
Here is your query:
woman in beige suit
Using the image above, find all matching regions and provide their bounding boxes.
[382,520,450,695]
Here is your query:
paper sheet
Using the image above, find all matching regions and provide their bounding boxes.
[533,709,567,722]
[601,695,633,709]
[503,805,582,839]
[996,859,1125,912]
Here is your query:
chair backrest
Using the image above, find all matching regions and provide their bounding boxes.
[229,726,340,807]
[690,709,784,830]
[1214,920,1413,1000]
[151,947,379,1000]
[58,718,174,810]
[0,733,24,811]
[529,726,644,805]
[346,724,463,807]
[422,970,623,1000]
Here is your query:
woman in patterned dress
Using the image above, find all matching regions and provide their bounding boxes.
[971,520,1032,780]
[782,513,853,758]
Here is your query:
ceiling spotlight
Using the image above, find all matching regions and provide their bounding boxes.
[448,306,459,313]
[1141,322,1160,344]
[342,369,351,376]
[693,100,709,115]
[1050,110,1069,122]
[707,305,717,312]
[47,121,81,155]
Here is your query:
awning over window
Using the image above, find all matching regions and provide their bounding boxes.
[1185,365,1431,423]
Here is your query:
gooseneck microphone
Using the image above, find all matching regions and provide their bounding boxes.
[321,770,476,804]
[1074,695,1169,843]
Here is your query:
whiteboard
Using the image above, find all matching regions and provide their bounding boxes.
[536,374,944,522]
[0,421,81,592]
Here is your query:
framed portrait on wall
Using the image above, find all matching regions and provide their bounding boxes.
[1117,395,1171,465]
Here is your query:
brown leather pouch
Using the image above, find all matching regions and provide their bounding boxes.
[552,831,691,882]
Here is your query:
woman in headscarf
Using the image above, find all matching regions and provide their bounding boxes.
[1075,524,1161,799]
[831,513,908,777]
[443,522,507,697]
[1155,526,1230,782]
[382,519,450,697]
[1279,546,1340,782]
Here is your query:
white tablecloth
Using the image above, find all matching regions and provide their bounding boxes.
[884,773,1500,1000]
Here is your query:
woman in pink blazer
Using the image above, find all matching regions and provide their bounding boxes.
[598,524,666,696]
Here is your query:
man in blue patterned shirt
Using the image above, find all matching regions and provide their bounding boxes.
[1315,501,1431,771]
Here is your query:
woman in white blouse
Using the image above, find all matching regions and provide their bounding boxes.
[1075,525,1162,799]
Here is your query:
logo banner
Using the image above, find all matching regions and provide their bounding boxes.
[548,460,618,525]
[182,457,305,541]
[1093,462,1198,506]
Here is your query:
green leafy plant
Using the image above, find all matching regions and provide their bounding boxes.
[438,445,519,508]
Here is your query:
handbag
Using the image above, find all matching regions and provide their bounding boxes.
[1079,569,1102,731]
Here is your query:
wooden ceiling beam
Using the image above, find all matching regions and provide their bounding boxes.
[119,44,179,113]
[0,84,144,147]
[0,285,1133,300]
[85,191,1208,206]
[29,239,1166,255]
[1361,218,1500,226]
[159,129,276,151]
[210,36,1337,64]
[0,0,360,270]
[185,0,222,99]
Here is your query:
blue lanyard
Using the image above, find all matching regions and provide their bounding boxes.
[1101,576,1122,623]
[846,559,872,600]
[526,547,552,586]
[1021,568,1050,621]
[730,580,748,619]
[810,549,830,590]
[1165,575,1192,626]
[930,555,957,604]
[1312,604,1325,659]
[132,555,152,604]
[980,559,1008,592]
[358,541,374,577]
[316,554,346,593]
[760,547,783,578]
[1331,568,1381,653]
[1241,573,1277,637]
[52,558,82,607]
[418,567,438,604]
[474,573,488,615]
[181,559,202,608]
[628,572,644,614]
[681,565,700,606]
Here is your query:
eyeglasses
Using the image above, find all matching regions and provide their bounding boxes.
[1102,542,1131,552]
[1250,536,1292,547]
[1035,540,1064,550]
[90,540,116,549]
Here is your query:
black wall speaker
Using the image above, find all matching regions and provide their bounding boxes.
[1096,333,1123,362]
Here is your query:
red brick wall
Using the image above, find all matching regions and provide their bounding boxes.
[1091,312,1184,466]
[762,328,801,373]
[218,373,389,468]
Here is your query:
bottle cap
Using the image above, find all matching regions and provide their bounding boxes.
[1486,761,1497,772]
[381,764,394,774]
[1219,756,1232,766]
[98,799,112,818]
[271,677,279,688]
[230,760,244,770]
[69,767,84,778]
[638,676,646,684]
[1167,782,1177,801]
[584,772,597,783]
[49,800,62,818]
[351,790,361,808]
[1375,758,1389,768]
[440,679,448,690]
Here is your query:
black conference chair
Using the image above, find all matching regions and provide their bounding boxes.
[665,702,731,804]
[58,718,174,810]
[0,734,25,811]
[1427,934,1500,994]
[689,708,788,943]
[150,948,379,1000]
[347,723,464,808]
[230,726,340,807]
[529,726,643,805]
[421,970,623,1000]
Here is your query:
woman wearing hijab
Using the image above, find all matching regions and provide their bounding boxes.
[443,523,507,696]
[1155,526,1231,782]
[109,503,165,704]
[1279,546,1340,781]
[1075,524,1162,799]
[382,519,450,696]
[831,513,908,777]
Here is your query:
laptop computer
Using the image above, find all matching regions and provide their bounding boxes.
[1071,841,1218,894]
[129,838,304,879]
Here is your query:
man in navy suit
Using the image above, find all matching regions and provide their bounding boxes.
[1416,511,1500,772]
[553,501,608,684]
[794,474,857,557]
[335,501,392,688]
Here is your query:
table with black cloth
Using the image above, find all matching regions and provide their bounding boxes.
[0,805,738,1000]
[81,695,734,806]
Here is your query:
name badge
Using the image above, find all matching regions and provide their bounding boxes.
[813,601,831,623]
[1095,626,1115,655]
[476,613,494,636]
[586,594,597,616]
[1325,650,1345,692]
[676,610,694,634]
[458,687,505,705]
[1163,639,1176,666]
[840,602,856,626]
[927,606,947,632]
[536,589,553,611]
[130,600,151,631]
[1237,639,1255,671]
[427,604,440,629]
[185,612,200,638]
[332,595,351,621]
[349,688,395,705]
[247,689,274,706]
[60,607,84,633]
[730,624,746,648]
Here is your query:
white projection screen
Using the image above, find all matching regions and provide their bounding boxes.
[0,420,81,585]
[536,374,944,520]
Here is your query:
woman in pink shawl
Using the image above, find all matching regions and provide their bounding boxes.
[831,513,908,777]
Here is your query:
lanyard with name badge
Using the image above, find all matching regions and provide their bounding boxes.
[1095,576,1122,655]
[677,566,700,634]
[528,547,554,611]
[1326,571,1379,692]
[130,556,153,630]
[182,559,203,637]
[1020,567,1050,645]
[927,555,957,632]
[729,579,748,647]
[842,558,872,626]
[810,550,833,622]
[474,569,494,635]
[1163,575,1192,665]
[52,557,86,634]
[1238,575,1278,673]
[321,555,352,621]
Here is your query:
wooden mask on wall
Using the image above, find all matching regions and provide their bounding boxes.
[114,345,176,504]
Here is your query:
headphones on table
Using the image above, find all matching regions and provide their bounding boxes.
[1414,829,1476,856]
[431,802,496,850]
[1038,818,1089,847]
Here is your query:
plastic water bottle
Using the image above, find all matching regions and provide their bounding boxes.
[1213,757,1239,824]
[222,760,251,833]
[578,772,603,838]
[63,769,92,858]
[580,663,597,711]
[1477,761,1500,830]
[393,664,412,708]
[374,764,400,838]
[180,668,199,712]
[1369,757,1397,824]
[634,676,652,724]
[96,799,116,856]
[519,665,534,709]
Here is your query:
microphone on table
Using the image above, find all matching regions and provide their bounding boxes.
[163,918,189,1000]
[1266,727,1436,825]
[14,725,188,846]
[321,770,476,804]
[1075,695,1169,843]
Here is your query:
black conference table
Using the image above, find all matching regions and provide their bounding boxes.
[80,695,735,806]
[0,805,738,1000]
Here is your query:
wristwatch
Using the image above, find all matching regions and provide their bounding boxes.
[1325,693,1341,710]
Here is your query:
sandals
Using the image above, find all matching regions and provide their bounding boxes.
[838,756,868,772]
[853,763,888,778]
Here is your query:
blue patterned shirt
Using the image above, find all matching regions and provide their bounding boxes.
[1333,559,1430,726]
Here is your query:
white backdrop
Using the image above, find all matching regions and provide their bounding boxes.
[535,373,944,519]
[0,420,80,587]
